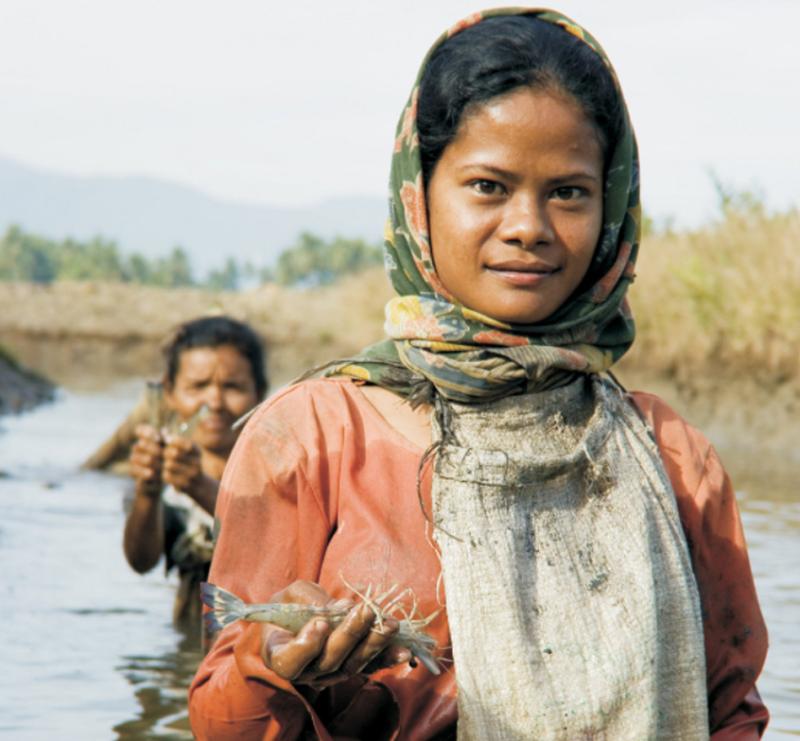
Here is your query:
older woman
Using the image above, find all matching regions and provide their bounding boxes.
[123,315,267,623]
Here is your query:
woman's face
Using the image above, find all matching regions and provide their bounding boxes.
[164,344,259,456]
[427,86,604,325]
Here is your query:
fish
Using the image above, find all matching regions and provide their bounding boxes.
[200,582,441,675]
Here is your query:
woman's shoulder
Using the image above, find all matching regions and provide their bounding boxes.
[244,376,367,428]
[220,378,371,499]
[233,376,428,472]
[238,376,423,450]
[629,390,710,448]
[627,389,717,499]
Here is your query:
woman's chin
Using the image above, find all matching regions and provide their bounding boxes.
[195,431,235,457]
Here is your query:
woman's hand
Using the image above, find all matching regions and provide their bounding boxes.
[130,426,218,514]
[129,424,164,497]
[260,581,412,689]
[161,434,203,493]
[161,434,219,515]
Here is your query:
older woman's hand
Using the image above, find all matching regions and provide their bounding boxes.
[259,580,412,689]
[129,424,164,497]
[162,434,203,493]
[159,434,219,515]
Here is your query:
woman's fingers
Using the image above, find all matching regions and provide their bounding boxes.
[259,581,339,679]
[134,423,160,441]
[340,615,401,674]
[309,602,378,675]
[263,620,331,680]
[259,580,410,685]
[164,435,196,457]
[163,437,200,468]
[161,437,202,491]
[301,606,402,679]
[129,460,158,481]
[130,430,164,482]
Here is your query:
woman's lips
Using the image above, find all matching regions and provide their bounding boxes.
[200,416,230,433]
[486,261,560,286]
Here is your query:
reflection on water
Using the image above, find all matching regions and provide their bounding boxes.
[0,388,196,740]
[738,499,800,738]
[114,625,202,739]
[0,390,798,738]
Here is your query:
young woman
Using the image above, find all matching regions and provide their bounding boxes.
[123,315,267,624]
[189,10,768,739]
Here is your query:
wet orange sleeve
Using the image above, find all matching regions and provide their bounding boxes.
[188,385,338,741]
[633,392,769,738]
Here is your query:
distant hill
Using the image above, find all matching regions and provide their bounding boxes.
[0,157,386,274]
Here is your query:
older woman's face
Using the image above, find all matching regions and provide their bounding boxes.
[427,86,604,324]
[164,344,258,456]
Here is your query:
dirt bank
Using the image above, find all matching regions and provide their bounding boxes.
[2,276,799,476]
[0,274,391,389]
[0,346,54,415]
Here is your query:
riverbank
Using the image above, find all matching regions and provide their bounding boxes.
[0,344,54,415]
[0,271,390,389]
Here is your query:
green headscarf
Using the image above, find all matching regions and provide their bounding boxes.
[329,8,640,404]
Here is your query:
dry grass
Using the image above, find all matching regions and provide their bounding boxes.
[0,269,393,385]
[623,206,800,386]
[2,205,799,390]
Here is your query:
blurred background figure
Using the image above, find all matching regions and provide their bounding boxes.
[116,316,266,624]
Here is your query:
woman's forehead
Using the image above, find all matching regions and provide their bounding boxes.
[176,346,251,378]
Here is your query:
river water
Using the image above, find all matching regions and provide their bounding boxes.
[0,388,798,739]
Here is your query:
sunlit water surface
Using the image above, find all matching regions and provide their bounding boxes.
[0,390,797,739]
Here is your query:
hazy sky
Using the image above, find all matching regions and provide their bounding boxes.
[1,0,797,226]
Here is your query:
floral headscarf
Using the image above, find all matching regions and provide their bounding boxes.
[330,7,641,403]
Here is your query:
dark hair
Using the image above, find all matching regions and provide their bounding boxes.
[163,316,268,398]
[417,15,623,184]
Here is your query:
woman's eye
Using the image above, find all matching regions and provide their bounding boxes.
[471,179,504,196]
[552,186,585,201]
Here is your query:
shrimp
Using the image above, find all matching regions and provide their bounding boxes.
[200,582,441,675]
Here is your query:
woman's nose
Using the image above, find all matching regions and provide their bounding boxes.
[204,385,224,410]
[497,194,554,249]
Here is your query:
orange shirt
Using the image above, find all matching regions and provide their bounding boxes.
[189,378,768,740]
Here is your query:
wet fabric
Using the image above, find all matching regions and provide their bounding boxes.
[188,378,768,740]
[432,376,708,738]
[163,487,214,623]
[328,7,639,402]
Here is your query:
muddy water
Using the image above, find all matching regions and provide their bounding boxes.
[0,389,798,738]
[0,388,198,740]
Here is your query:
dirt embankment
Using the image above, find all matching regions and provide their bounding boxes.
[0,346,54,415]
[0,272,393,389]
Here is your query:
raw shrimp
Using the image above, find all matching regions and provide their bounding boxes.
[201,582,441,675]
